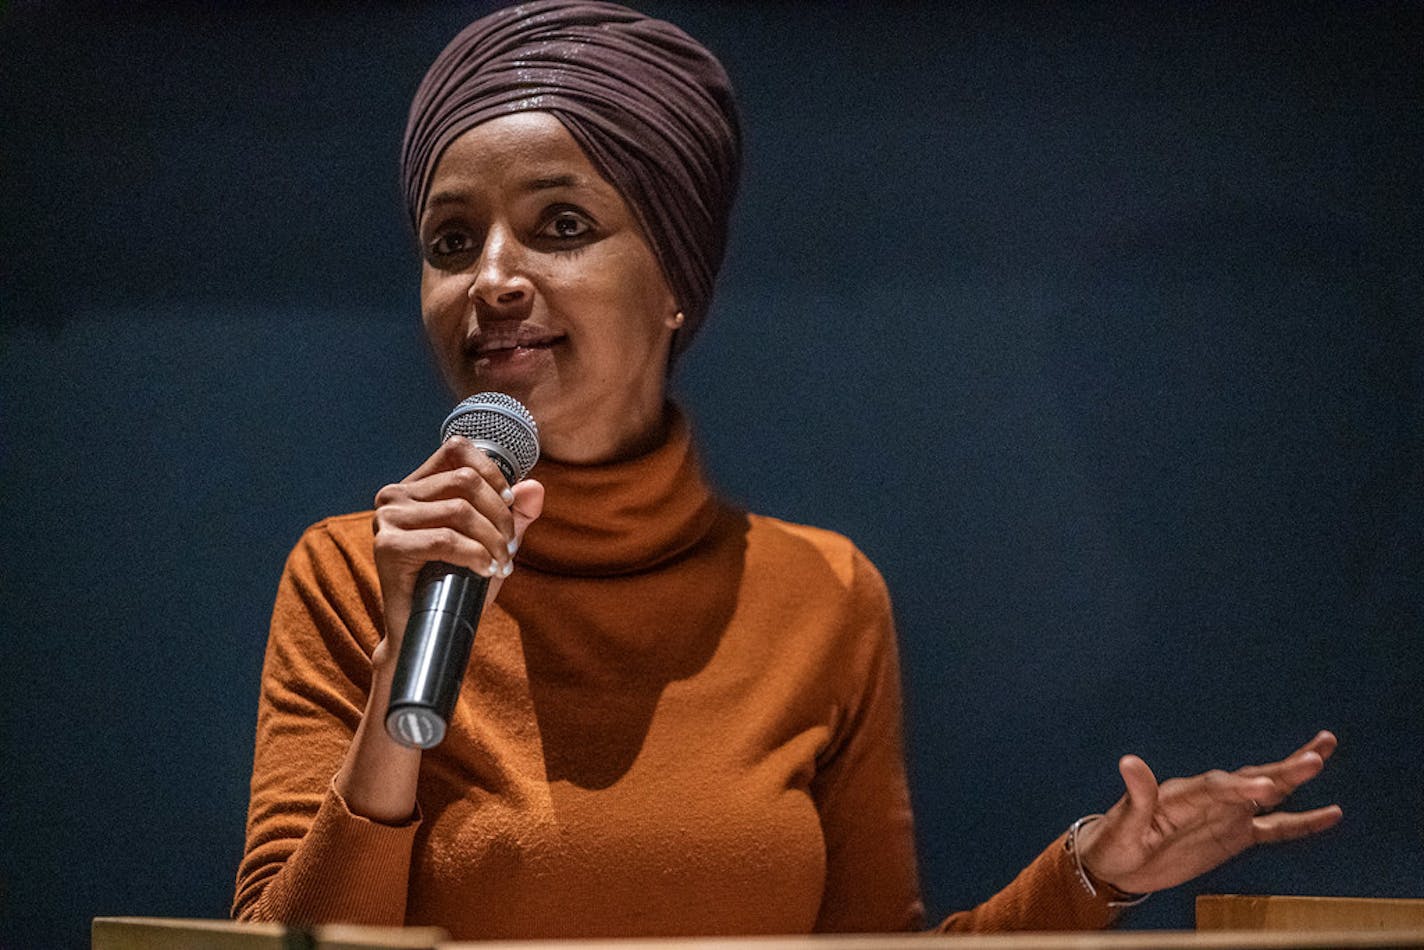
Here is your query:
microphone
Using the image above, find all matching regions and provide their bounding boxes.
[385,392,540,749]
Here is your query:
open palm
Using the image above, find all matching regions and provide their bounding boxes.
[1075,731,1341,895]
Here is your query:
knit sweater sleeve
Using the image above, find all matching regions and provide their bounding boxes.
[810,548,925,932]
[930,833,1118,932]
[810,549,1116,933]
[232,516,420,926]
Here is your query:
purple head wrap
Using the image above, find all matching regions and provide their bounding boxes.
[400,1,742,356]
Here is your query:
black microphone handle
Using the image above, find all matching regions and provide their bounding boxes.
[385,561,491,749]
[383,439,521,750]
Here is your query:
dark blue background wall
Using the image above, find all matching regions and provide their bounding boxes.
[2,3,1420,947]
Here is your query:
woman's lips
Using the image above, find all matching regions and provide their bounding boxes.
[467,328,566,358]
[478,341,556,356]
[466,329,565,374]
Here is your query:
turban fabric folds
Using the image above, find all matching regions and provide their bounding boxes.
[400,0,742,356]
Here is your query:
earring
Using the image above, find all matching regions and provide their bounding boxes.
[667,310,686,329]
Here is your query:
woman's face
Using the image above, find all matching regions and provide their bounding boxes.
[419,112,678,464]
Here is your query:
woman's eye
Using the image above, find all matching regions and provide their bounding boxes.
[429,231,476,259]
[541,212,592,241]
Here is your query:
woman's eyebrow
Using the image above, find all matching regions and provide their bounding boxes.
[418,173,603,220]
[524,174,581,191]
[425,190,466,210]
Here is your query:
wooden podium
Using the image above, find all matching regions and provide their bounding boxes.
[92,898,1424,950]
[1197,896,1424,932]
[90,918,448,950]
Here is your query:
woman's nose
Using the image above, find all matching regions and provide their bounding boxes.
[469,226,532,310]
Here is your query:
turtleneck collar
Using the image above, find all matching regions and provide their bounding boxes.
[515,404,720,577]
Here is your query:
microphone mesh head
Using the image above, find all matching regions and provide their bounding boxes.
[440,392,540,481]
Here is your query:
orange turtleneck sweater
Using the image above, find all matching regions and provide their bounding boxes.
[233,411,1116,938]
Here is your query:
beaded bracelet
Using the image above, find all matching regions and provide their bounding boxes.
[1064,814,1152,908]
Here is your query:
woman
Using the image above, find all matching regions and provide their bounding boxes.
[233,1,1340,937]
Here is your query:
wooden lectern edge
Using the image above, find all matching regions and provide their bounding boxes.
[91,916,448,950]
[318,922,449,949]
[1196,895,1424,933]
[455,932,1424,950]
[90,918,1424,950]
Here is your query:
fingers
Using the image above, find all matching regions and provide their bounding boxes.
[1118,755,1160,831]
[1151,731,1340,843]
[401,435,514,498]
[1193,769,1280,807]
[373,524,506,579]
[375,495,512,575]
[373,438,521,584]
[1304,729,1338,754]
[509,479,545,550]
[1234,730,1337,805]
[1237,730,1337,777]
[1253,805,1343,844]
[1301,730,1338,764]
[1148,770,1273,834]
[379,466,515,537]
[477,480,545,609]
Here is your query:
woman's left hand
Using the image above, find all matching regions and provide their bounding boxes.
[1074,731,1342,896]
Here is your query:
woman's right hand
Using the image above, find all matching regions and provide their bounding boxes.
[335,437,543,823]
[370,435,545,671]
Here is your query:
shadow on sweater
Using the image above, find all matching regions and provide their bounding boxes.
[513,507,751,790]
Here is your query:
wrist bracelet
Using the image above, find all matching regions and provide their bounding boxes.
[1064,814,1151,909]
